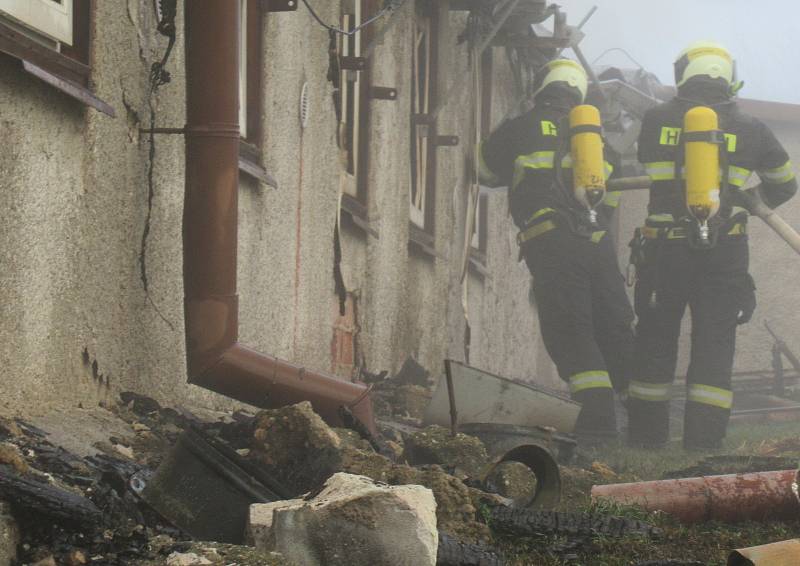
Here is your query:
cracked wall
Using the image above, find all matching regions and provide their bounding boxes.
[0,1,550,417]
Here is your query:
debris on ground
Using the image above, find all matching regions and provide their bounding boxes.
[436,532,504,566]
[3,389,797,564]
[252,472,438,566]
[403,425,490,480]
[0,501,20,565]
[249,401,491,541]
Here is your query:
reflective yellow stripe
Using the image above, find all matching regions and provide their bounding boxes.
[603,191,621,208]
[628,380,672,402]
[641,226,687,240]
[513,151,556,190]
[516,151,556,169]
[687,384,733,409]
[645,161,676,181]
[647,213,675,224]
[526,208,556,225]
[569,371,612,394]
[604,161,614,180]
[728,223,747,235]
[642,223,745,240]
[759,161,796,184]
[728,165,752,188]
[561,154,573,169]
[478,143,500,185]
[517,220,556,244]
[590,231,606,243]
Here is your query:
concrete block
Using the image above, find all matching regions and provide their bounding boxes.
[268,473,438,566]
[247,499,304,550]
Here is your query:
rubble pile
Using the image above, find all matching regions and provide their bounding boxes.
[249,402,491,541]
[0,388,671,565]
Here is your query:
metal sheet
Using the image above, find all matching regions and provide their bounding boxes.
[423,360,580,433]
[729,539,800,566]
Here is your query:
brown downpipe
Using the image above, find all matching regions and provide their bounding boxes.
[183,1,376,434]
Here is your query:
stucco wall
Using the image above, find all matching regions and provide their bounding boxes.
[0,1,553,417]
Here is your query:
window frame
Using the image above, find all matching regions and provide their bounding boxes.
[408,1,439,240]
[238,0,271,185]
[0,0,73,46]
[0,0,113,116]
[470,49,493,260]
[337,0,380,230]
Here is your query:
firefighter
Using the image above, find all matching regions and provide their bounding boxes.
[479,59,635,441]
[629,41,797,449]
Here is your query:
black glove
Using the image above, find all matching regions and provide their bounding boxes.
[737,274,756,325]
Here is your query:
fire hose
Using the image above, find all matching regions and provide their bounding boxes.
[607,176,800,256]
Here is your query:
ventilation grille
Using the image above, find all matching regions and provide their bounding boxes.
[300,82,310,129]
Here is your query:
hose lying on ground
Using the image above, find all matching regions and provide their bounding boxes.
[437,532,505,566]
[487,504,661,538]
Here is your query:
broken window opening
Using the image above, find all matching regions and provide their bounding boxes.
[409,1,438,234]
[337,0,378,211]
[471,49,493,257]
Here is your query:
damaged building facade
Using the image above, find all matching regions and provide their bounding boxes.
[0,0,573,415]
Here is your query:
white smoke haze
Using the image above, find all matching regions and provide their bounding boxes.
[563,0,800,104]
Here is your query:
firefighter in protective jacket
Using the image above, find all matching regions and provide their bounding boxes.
[630,41,797,449]
[479,59,635,440]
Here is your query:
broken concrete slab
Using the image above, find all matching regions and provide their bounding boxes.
[266,473,437,566]
[403,426,489,480]
[0,502,19,566]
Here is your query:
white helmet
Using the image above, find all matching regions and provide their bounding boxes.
[674,41,743,94]
[533,59,588,102]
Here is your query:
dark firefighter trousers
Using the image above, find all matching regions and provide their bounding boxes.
[628,236,752,448]
[522,225,635,437]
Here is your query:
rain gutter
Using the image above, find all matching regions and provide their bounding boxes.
[183,1,375,434]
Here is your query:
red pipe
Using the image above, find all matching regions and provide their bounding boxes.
[183,1,375,434]
[591,470,800,523]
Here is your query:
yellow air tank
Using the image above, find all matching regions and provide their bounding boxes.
[684,106,721,243]
[570,105,606,224]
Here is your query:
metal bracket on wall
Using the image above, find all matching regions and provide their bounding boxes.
[368,86,398,101]
[435,135,459,147]
[139,127,185,134]
[261,0,298,12]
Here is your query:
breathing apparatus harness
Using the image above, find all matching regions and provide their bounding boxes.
[551,103,608,238]
[628,98,742,307]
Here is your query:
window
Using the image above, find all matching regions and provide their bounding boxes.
[338,2,363,198]
[237,0,272,185]
[337,0,380,224]
[0,0,110,114]
[470,49,493,260]
[409,1,438,236]
[0,0,72,46]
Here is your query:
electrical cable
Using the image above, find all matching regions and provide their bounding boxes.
[300,0,407,36]
[591,47,645,70]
